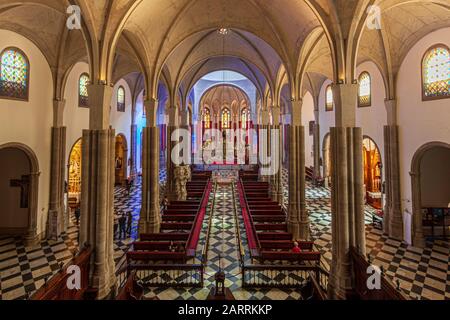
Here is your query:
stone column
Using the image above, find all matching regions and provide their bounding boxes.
[259,108,270,182]
[47,99,67,239]
[287,99,309,241]
[313,105,321,182]
[327,84,365,300]
[79,84,116,299]
[270,106,283,203]
[166,106,179,200]
[180,108,192,164]
[383,99,404,240]
[139,99,161,234]
[130,100,138,176]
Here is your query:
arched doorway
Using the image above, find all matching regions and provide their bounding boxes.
[115,134,128,185]
[67,139,82,217]
[411,142,450,246]
[322,133,331,186]
[0,143,39,245]
[363,137,382,209]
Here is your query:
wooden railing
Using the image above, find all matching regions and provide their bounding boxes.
[117,181,216,293]
[115,270,144,300]
[350,247,409,300]
[31,246,95,300]
[127,263,204,288]
[241,263,325,289]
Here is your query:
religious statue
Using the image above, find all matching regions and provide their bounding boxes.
[174,165,191,200]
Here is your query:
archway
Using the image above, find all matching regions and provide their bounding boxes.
[411,142,450,246]
[115,134,128,185]
[67,138,82,227]
[0,143,39,245]
[363,136,382,209]
[322,133,331,186]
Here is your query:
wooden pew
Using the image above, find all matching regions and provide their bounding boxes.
[254,223,288,231]
[160,222,193,231]
[162,215,196,222]
[260,251,321,262]
[258,232,293,241]
[127,251,187,262]
[140,233,189,241]
[259,240,314,251]
[252,215,286,222]
[133,241,185,251]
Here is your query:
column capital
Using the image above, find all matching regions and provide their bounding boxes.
[384,99,398,125]
[167,105,179,126]
[260,108,271,125]
[180,108,189,126]
[144,99,158,126]
[53,99,66,127]
[332,83,358,128]
[87,84,114,130]
[291,98,302,126]
[271,105,281,125]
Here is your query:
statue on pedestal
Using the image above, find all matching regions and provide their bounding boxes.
[174,165,191,200]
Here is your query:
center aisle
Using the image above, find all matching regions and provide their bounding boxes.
[143,179,304,300]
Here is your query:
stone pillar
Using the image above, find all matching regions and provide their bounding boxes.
[130,100,138,176]
[130,124,137,176]
[313,106,321,182]
[383,99,404,240]
[79,84,116,299]
[166,106,179,200]
[47,99,67,239]
[139,99,161,234]
[259,108,270,182]
[270,106,283,203]
[180,108,191,163]
[327,84,365,300]
[287,99,309,241]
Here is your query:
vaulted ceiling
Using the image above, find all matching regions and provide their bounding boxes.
[0,0,448,103]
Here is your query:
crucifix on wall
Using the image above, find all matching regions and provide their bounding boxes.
[10,175,30,208]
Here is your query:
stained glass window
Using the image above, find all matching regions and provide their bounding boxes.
[358,72,371,107]
[241,108,250,129]
[0,48,29,100]
[203,108,211,129]
[423,45,450,100]
[79,73,90,108]
[117,86,125,112]
[325,85,333,111]
[221,108,230,129]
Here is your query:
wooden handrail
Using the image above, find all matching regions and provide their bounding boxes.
[31,246,94,300]
[350,247,409,300]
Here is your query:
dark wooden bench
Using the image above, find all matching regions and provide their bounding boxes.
[164,209,198,215]
[260,251,321,262]
[162,215,196,222]
[252,215,286,222]
[254,223,288,231]
[140,233,189,241]
[160,222,193,231]
[258,232,292,240]
[127,251,187,262]
[249,209,283,215]
[133,241,185,251]
[259,240,314,250]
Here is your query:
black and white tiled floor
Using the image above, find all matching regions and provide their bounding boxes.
[0,171,167,300]
[281,168,450,300]
[0,167,448,300]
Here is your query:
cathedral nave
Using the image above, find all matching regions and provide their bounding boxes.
[0,0,449,302]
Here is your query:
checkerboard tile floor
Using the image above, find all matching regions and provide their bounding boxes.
[1,167,448,300]
[281,168,449,300]
[143,183,304,300]
[0,170,167,300]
